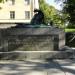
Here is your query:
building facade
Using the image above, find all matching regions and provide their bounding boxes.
[0,0,39,23]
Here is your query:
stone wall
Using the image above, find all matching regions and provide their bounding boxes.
[0,27,65,52]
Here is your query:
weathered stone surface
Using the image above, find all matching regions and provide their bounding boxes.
[0,26,73,61]
[0,50,74,60]
[0,27,65,52]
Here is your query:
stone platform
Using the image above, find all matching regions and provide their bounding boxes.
[0,26,65,51]
[0,25,66,60]
[0,50,74,60]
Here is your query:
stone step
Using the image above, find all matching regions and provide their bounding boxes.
[0,50,75,60]
[0,24,17,29]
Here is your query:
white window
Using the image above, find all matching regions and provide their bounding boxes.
[6,0,15,5]
[10,11,15,19]
[25,11,30,19]
[11,0,15,5]
[25,0,30,5]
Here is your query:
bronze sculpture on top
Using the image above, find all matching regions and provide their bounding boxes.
[31,9,54,27]
[31,9,44,25]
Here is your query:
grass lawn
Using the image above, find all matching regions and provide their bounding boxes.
[65,28,75,32]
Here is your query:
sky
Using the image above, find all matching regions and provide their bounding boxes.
[45,0,62,10]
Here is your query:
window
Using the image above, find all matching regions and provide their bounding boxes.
[10,11,15,19]
[25,11,30,19]
[6,0,8,2]
[11,0,15,5]
[25,0,30,5]
[6,0,15,5]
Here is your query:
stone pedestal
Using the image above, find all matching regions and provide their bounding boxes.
[0,25,66,60]
[6,26,65,51]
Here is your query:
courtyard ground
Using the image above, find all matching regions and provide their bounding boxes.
[0,59,75,75]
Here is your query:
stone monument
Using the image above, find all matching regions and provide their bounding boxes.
[0,9,66,60]
[4,25,65,51]
[0,9,65,52]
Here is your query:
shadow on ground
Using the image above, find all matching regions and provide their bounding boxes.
[0,60,62,75]
[0,60,75,75]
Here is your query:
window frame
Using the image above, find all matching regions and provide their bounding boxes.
[25,11,30,19]
[10,11,15,19]
[25,0,30,5]
[6,0,15,5]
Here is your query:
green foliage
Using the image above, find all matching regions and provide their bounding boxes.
[39,0,65,28]
[65,28,75,32]
[66,24,75,28]
[63,0,75,26]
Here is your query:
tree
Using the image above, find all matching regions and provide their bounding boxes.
[39,0,65,28]
[64,0,75,26]
[53,11,65,28]
[55,0,75,27]
[39,0,56,24]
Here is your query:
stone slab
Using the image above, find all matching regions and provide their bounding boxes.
[0,50,74,60]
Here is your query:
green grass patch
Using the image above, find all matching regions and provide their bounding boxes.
[65,29,75,32]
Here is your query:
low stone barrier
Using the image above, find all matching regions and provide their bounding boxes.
[0,50,74,60]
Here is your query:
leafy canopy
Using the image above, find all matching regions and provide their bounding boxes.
[55,0,75,28]
[39,0,65,28]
